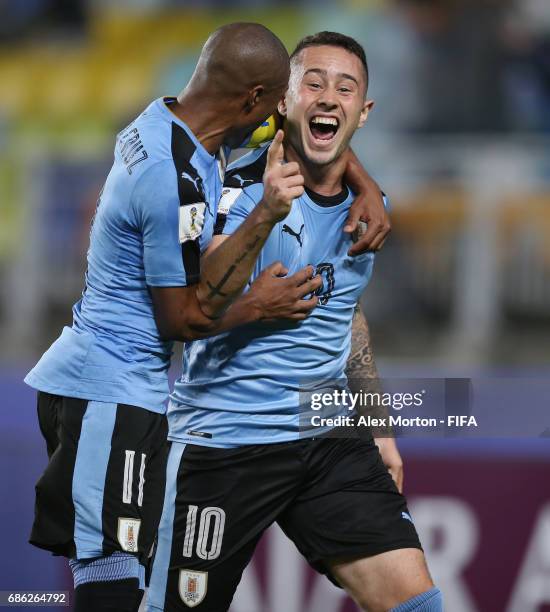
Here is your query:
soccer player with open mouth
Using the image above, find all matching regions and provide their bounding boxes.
[24,23,389,612]
[146,32,442,612]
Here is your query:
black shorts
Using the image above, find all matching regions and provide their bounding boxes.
[30,392,169,565]
[146,436,421,612]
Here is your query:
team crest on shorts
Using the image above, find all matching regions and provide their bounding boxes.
[117,517,141,552]
[179,570,208,607]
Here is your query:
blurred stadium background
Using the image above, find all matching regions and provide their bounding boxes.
[1,0,550,610]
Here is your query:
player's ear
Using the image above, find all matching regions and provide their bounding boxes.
[247,85,265,110]
[277,95,287,117]
[358,99,374,128]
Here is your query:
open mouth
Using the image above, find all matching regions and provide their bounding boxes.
[309,116,339,142]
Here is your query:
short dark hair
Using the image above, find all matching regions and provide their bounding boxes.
[290,31,369,90]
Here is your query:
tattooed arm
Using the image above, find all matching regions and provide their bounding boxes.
[196,131,302,319]
[347,304,404,492]
[151,131,320,341]
[346,303,380,384]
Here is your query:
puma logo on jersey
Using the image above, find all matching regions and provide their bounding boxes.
[181,171,202,193]
[282,223,305,247]
[233,174,255,187]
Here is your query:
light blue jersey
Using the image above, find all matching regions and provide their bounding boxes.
[169,145,383,445]
[25,97,228,413]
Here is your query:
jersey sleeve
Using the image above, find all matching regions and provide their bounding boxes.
[214,183,263,236]
[131,160,189,287]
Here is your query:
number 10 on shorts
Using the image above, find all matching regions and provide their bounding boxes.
[183,506,226,560]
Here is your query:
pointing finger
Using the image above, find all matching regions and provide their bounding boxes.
[266,130,284,169]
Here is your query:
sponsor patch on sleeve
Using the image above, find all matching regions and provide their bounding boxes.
[218,187,243,216]
[179,202,206,243]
